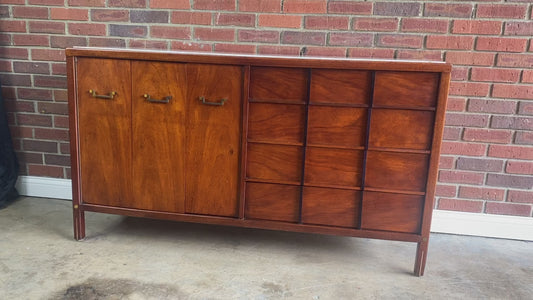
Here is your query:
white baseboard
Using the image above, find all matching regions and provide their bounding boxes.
[15,176,533,241]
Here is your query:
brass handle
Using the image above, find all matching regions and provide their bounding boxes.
[144,94,171,104]
[89,90,116,99]
[199,96,227,106]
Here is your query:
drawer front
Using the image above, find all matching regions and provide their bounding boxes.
[77,58,132,207]
[304,148,364,188]
[310,69,371,105]
[250,67,308,103]
[245,182,300,222]
[302,187,360,228]
[307,106,367,148]
[246,143,303,184]
[373,71,439,108]
[248,103,305,145]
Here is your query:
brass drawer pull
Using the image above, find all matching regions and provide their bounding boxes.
[89,90,117,99]
[199,96,227,106]
[144,94,172,104]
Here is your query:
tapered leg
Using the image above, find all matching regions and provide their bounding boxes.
[73,206,86,241]
[414,239,429,276]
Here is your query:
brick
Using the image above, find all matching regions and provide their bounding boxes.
[13,62,49,74]
[305,16,349,30]
[439,170,484,185]
[214,43,256,54]
[34,75,67,89]
[329,32,373,47]
[376,34,423,48]
[45,154,70,166]
[37,102,68,115]
[401,18,447,33]
[397,50,442,61]
[131,10,169,23]
[0,0,24,4]
[259,14,301,28]
[467,98,517,114]
[463,128,512,144]
[195,28,234,42]
[1,87,16,100]
[486,202,532,217]
[18,88,52,101]
[29,21,64,34]
[35,128,68,141]
[440,141,486,156]
[491,116,533,130]
[0,34,10,46]
[52,63,67,75]
[435,184,456,197]
[303,47,346,57]
[0,74,31,86]
[493,84,533,100]
[150,0,189,9]
[257,45,300,56]
[171,11,211,25]
[69,23,106,36]
[476,37,527,52]
[518,102,533,115]
[497,54,533,68]
[0,20,25,33]
[506,160,533,175]
[194,0,235,11]
[171,41,211,52]
[89,38,126,48]
[31,49,65,62]
[5,100,34,113]
[424,3,473,18]
[53,116,69,128]
[523,70,533,84]
[215,13,255,27]
[451,67,468,81]
[150,26,191,39]
[12,34,49,47]
[12,6,48,19]
[282,31,325,46]
[438,156,455,169]
[445,51,494,66]
[452,20,502,35]
[284,0,326,14]
[442,127,461,140]
[91,9,129,22]
[51,36,87,48]
[18,114,52,127]
[110,24,147,38]
[60,142,70,154]
[516,132,533,145]
[29,0,63,5]
[53,89,68,102]
[449,82,490,97]
[374,2,419,16]
[458,186,505,201]
[28,165,64,178]
[471,68,520,83]
[508,190,533,204]
[427,35,474,50]
[108,0,145,8]
[238,30,279,43]
[347,48,395,59]
[51,8,88,21]
[0,60,11,72]
[129,39,168,50]
[17,152,43,164]
[504,22,533,36]
[456,157,503,172]
[328,1,372,15]
[239,0,280,13]
[477,4,527,19]
[488,145,533,160]
[438,198,483,213]
[354,18,398,32]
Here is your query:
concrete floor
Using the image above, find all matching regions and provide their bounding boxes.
[0,197,531,299]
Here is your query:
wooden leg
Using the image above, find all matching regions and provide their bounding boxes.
[73,206,86,241]
[414,239,428,276]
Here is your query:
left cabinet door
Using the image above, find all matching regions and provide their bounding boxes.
[77,58,132,207]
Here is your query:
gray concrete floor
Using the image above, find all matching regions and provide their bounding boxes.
[0,197,531,299]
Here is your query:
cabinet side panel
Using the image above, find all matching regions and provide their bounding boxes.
[131,61,187,213]
[185,64,242,217]
[77,58,132,207]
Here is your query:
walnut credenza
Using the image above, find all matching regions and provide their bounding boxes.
[67,48,451,276]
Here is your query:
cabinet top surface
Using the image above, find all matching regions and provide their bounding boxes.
[66,47,451,73]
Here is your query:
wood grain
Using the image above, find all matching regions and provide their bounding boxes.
[374,72,439,108]
[302,187,360,228]
[250,67,308,103]
[310,69,371,105]
[248,102,305,145]
[245,182,300,222]
[246,143,303,183]
[307,106,367,148]
[304,147,364,188]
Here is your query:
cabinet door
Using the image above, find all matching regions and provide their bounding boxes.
[185,64,242,217]
[76,58,132,207]
[131,61,187,213]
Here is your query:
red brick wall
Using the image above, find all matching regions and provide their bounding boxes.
[0,0,532,218]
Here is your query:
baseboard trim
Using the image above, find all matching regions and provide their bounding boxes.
[15,176,533,241]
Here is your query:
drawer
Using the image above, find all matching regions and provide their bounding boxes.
[246,143,303,183]
[307,106,367,148]
[310,69,371,105]
[250,67,308,103]
[374,72,439,108]
[361,191,424,233]
[248,102,305,144]
[369,109,435,150]
[365,151,430,193]
[304,147,364,188]
[302,187,360,228]
[245,182,300,222]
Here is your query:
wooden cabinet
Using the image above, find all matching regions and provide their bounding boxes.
[68,48,451,276]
